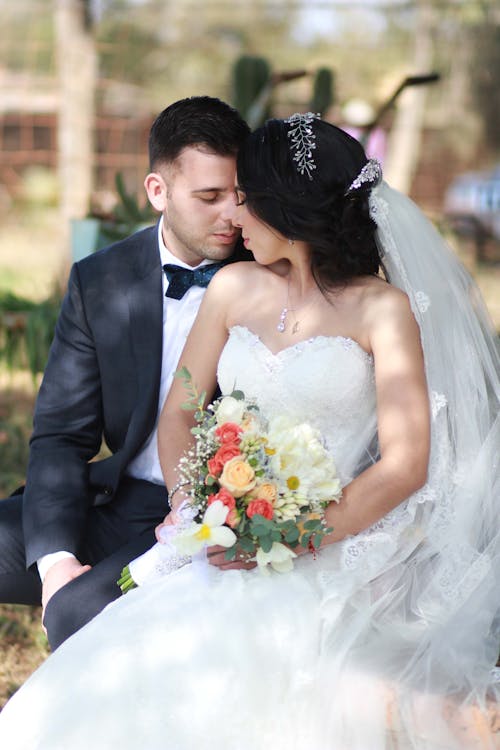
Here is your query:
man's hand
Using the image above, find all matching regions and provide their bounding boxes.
[42,557,92,623]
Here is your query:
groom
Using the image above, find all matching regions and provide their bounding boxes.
[0,96,250,649]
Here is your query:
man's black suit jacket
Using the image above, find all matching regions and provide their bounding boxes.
[23,225,165,569]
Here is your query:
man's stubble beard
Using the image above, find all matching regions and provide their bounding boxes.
[164,213,237,264]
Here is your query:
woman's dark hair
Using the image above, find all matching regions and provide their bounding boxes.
[236,118,382,289]
[149,96,250,170]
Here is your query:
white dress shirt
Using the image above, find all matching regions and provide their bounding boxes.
[38,220,212,581]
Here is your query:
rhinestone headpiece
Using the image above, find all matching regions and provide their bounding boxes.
[345,158,382,195]
[285,112,320,180]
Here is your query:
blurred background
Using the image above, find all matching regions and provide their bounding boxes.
[0,0,499,705]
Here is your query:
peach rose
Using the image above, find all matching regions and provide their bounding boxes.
[219,456,256,498]
[215,422,243,445]
[246,499,274,520]
[251,482,278,504]
[208,487,236,511]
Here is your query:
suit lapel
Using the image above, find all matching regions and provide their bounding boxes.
[123,225,163,456]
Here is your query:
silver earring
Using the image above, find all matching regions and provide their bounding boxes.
[288,239,294,246]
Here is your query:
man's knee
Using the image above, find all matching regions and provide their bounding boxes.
[0,494,41,604]
[43,567,121,650]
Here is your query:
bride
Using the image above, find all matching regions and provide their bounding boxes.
[0,115,498,749]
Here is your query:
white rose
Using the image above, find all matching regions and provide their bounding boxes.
[215,396,246,426]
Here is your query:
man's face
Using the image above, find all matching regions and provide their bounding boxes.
[145,146,240,266]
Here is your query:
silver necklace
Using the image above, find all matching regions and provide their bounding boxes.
[277,277,318,334]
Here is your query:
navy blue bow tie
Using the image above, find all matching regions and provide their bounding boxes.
[163,261,227,300]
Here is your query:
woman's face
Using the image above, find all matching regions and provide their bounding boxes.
[231,189,288,265]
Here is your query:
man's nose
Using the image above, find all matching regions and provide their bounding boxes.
[220,193,240,225]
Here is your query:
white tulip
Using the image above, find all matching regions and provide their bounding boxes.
[173,500,237,555]
[256,542,297,574]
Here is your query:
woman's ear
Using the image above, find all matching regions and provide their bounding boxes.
[144,171,168,212]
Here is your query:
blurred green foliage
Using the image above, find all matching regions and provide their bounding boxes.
[98,172,156,244]
[0,385,33,497]
[0,290,62,380]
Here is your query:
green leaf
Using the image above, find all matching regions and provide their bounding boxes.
[224,546,237,561]
[239,537,256,554]
[284,527,300,543]
[231,390,245,401]
[303,519,322,531]
[311,534,322,550]
[174,365,192,382]
[259,535,273,553]
[301,532,312,548]
[249,514,274,531]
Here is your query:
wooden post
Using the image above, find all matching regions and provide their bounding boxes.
[55,0,97,256]
[383,0,435,195]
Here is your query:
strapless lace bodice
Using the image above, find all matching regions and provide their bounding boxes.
[217,326,377,485]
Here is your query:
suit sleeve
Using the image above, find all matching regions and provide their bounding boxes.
[23,264,104,568]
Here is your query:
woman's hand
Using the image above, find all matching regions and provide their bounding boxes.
[207,545,257,571]
[155,487,193,542]
[154,513,175,542]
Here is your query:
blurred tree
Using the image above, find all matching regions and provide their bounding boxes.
[55,0,97,245]
[469,23,500,151]
[383,0,435,193]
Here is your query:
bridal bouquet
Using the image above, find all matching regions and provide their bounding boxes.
[118,368,342,592]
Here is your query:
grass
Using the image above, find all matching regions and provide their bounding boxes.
[0,370,49,710]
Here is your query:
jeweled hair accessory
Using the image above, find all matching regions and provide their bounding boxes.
[285,112,320,180]
[345,158,382,194]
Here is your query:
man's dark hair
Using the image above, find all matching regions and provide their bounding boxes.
[148,96,250,170]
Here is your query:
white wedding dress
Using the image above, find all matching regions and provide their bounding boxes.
[0,323,498,749]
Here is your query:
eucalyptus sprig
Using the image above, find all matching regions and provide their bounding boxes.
[174,366,207,423]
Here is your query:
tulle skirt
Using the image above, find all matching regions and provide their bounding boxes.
[0,546,497,750]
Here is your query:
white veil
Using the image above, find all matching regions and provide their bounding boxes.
[357,181,500,744]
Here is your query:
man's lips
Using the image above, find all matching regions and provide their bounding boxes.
[213,231,238,244]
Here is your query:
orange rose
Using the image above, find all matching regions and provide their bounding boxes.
[219,456,256,498]
[208,487,236,511]
[214,442,241,465]
[215,422,243,444]
[207,443,241,478]
[207,456,223,477]
[246,499,274,520]
[225,508,241,529]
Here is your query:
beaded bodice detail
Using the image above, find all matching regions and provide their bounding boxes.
[217,326,377,486]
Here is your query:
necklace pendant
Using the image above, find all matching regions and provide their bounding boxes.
[277,307,287,333]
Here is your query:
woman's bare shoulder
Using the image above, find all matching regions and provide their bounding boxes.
[357,275,412,314]
[207,261,275,295]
